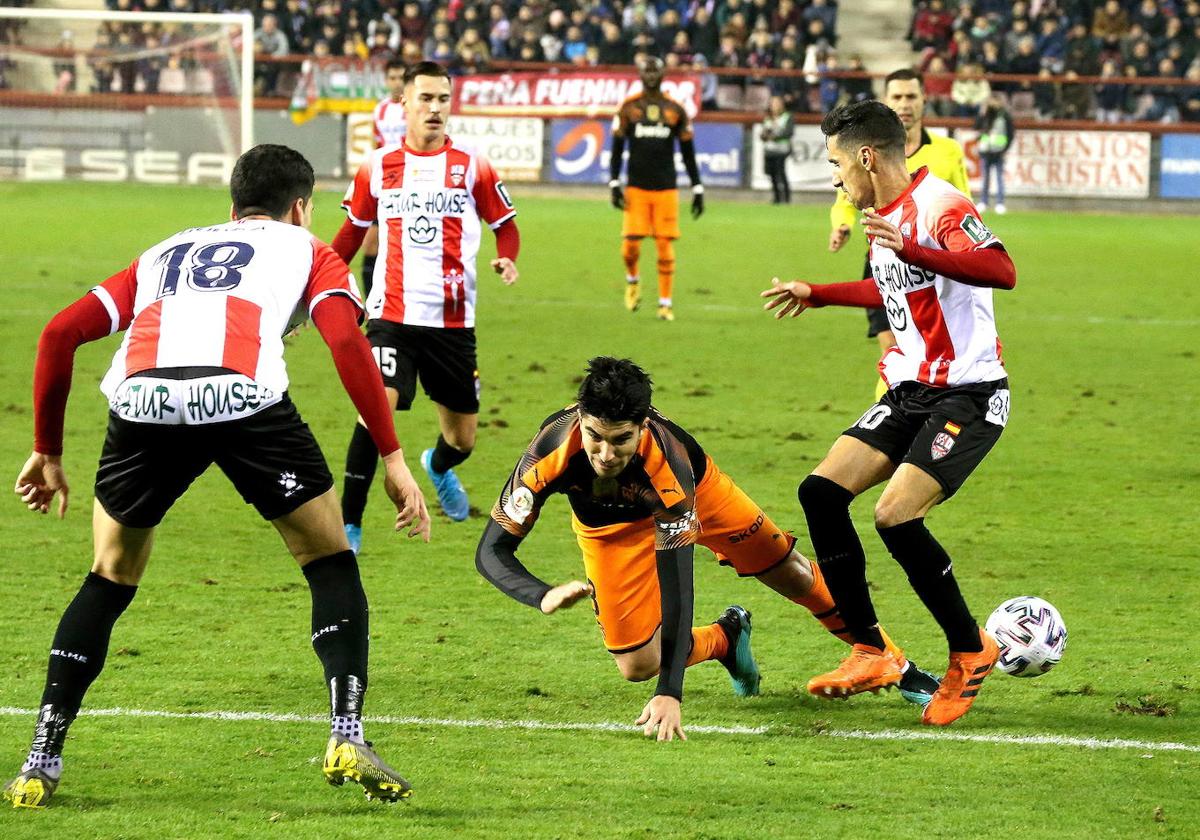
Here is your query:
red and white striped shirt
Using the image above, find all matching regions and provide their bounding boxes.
[93,219,362,407]
[341,137,516,329]
[870,168,1007,389]
[373,96,407,148]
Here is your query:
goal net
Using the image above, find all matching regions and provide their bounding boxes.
[0,7,253,184]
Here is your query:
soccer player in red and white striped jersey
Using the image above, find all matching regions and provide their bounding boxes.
[357,58,410,298]
[762,101,1018,727]
[332,61,520,545]
[5,145,429,809]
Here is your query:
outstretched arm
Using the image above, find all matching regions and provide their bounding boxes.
[476,518,591,613]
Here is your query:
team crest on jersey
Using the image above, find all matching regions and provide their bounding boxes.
[449,163,466,187]
[931,432,956,460]
[961,214,993,244]
[646,103,661,122]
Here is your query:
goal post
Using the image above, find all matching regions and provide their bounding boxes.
[0,6,253,183]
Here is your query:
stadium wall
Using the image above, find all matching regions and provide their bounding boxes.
[3,103,1199,208]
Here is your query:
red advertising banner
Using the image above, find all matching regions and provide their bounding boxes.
[452,72,702,119]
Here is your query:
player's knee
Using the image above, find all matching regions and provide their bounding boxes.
[873,498,913,531]
[615,654,659,682]
[797,474,852,517]
[755,550,814,596]
[655,238,674,261]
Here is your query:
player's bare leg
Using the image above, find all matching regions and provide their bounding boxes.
[873,465,995,724]
[611,608,761,697]
[342,386,403,554]
[622,236,642,311]
[421,404,476,522]
[5,502,149,809]
[274,490,413,801]
[655,236,675,321]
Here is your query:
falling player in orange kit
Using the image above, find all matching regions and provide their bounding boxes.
[476,357,939,741]
[608,56,704,322]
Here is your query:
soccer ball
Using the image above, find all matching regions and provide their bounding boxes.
[984,596,1068,677]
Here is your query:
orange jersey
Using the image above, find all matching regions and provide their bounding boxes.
[612,93,693,191]
[491,405,707,551]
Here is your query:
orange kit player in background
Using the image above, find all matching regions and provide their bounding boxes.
[608,55,704,322]
[475,358,939,741]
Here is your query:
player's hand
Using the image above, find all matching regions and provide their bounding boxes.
[539,580,592,615]
[691,191,705,220]
[14,451,69,518]
[636,695,687,742]
[610,184,625,210]
[381,450,431,542]
[491,257,519,285]
[829,224,851,252]
[861,211,904,252]
[760,277,813,319]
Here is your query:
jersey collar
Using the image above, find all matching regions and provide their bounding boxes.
[907,128,932,159]
[403,137,453,157]
[876,166,929,216]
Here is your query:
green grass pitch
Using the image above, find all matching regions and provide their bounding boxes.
[0,181,1197,838]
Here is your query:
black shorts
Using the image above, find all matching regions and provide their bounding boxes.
[861,253,890,338]
[94,396,333,528]
[841,379,1010,499]
[366,319,480,414]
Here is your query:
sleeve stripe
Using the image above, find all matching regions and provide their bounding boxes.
[308,288,364,317]
[488,209,517,231]
[90,286,121,335]
[343,210,374,227]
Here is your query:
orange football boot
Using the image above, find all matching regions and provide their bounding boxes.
[921,628,1000,726]
[806,640,905,699]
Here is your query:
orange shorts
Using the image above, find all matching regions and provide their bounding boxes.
[622,186,680,240]
[572,458,795,652]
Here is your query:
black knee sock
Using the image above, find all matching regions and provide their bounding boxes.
[34,573,137,754]
[303,551,370,718]
[361,254,377,299]
[429,433,470,474]
[797,475,883,649]
[342,424,378,527]
[877,519,982,653]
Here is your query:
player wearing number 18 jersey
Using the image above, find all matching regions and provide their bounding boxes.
[332,61,521,544]
[4,145,430,810]
[763,101,1017,726]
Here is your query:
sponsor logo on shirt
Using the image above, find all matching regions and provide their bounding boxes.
[110,375,280,425]
[634,123,672,140]
[409,216,437,244]
[961,214,993,245]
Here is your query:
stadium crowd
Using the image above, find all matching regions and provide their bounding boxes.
[3,0,1199,123]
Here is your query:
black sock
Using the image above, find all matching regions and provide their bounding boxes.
[342,424,378,527]
[797,475,883,649]
[303,551,369,717]
[877,519,982,652]
[35,573,137,752]
[361,254,376,299]
[429,433,470,474]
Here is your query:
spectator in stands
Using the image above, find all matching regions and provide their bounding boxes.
[488,5,511,59]
[509,6,544,52]
[563,25,589,64]
[842,55,875,103]
[770,55,810,112]
[975,94,1013,213]
[1060,69,1095,119]
[399,2,426,45]
[912,0,955,52]
[689,6,719,64]
[804,0,838,43]
[1144,58,1182,121]
[1127,39,1156,77]
[1133,0,1166,41]
[980,40,1008,91]
[760,95,794,204]
[656,9,684,54]
[951,61,990,116]
[1003,16,1033,63]
[430,37,455,65]
[773,0,803,35]
[1065,21,1101,76]
[281,0,309,53]
[804,19,835,52]
[516,28,545,62]
[1036,16,1067,73]
[1180,61,1200,122]
[457,28,490,63]
[746,26,775,70]
[1095,58,1128,122]
[923,54,953,115]
[1093,0,1130,40]
[1033,67,1060,119]
[597,20,630,65]
[717,0,746,31]
[817,50,841,112]
[623,0,659,33]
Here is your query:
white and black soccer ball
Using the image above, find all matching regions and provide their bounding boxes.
[985,596,1068,678]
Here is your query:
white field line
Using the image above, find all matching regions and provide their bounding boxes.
[1,706,1196,754]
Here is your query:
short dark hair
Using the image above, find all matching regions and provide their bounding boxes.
[820,100,906,158]
[576,357,653,424]
[884,67,924,89]
[403,60,451,87]
[229,144,314,219]
[384,57,407,74]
